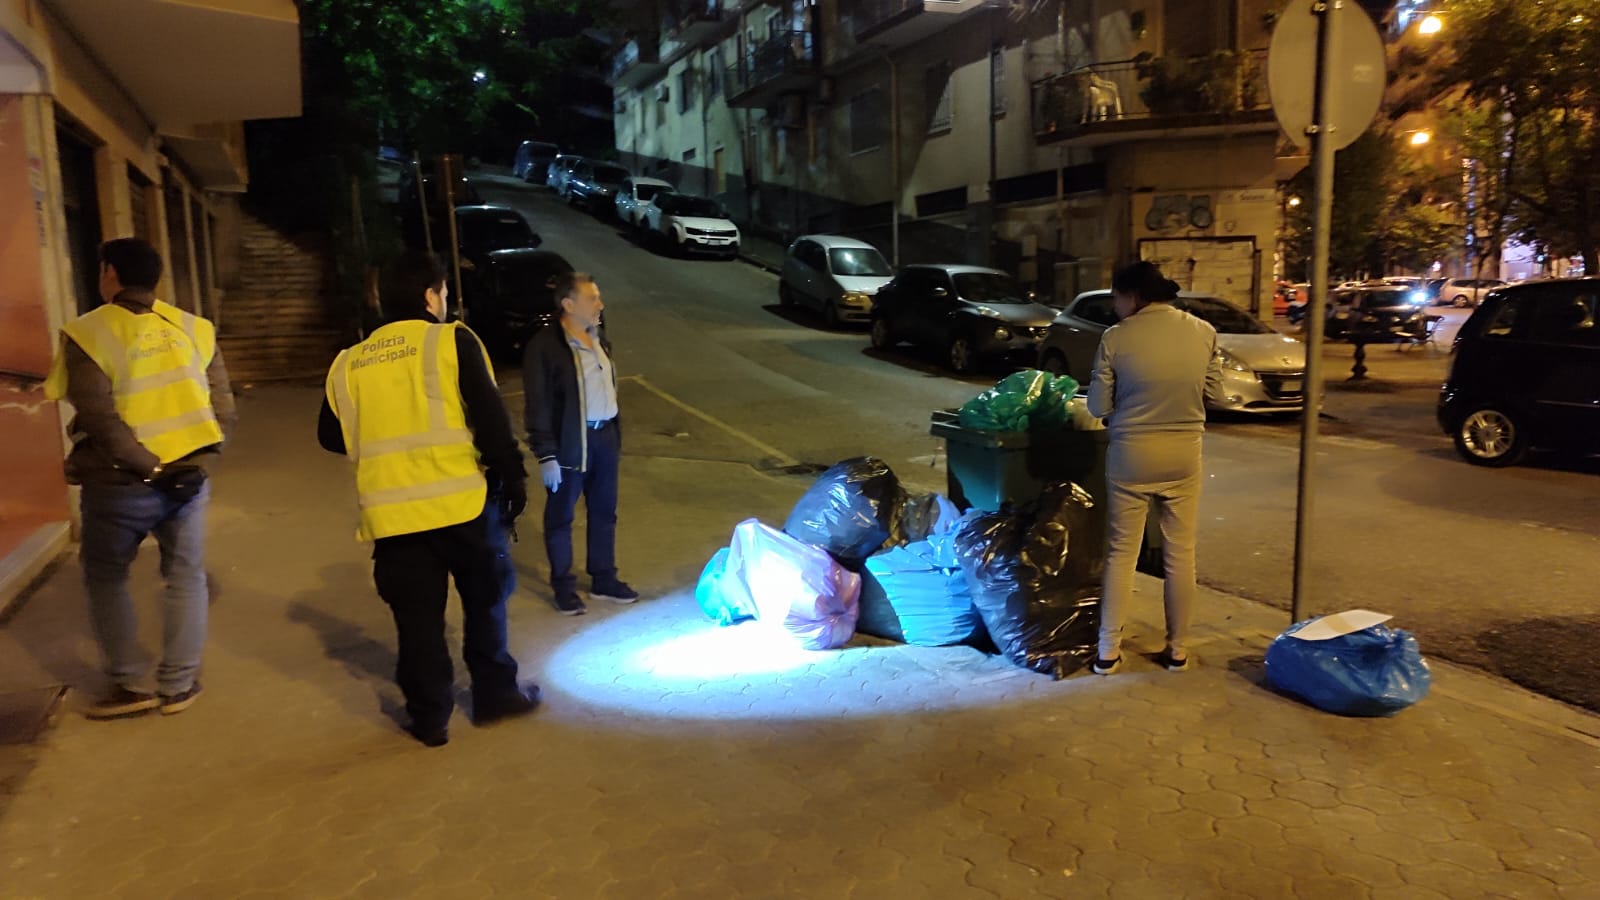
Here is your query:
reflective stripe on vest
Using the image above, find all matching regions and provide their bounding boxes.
[326,320,491,541]
[51,300,222,464]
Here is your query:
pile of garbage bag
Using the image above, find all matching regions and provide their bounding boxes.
[697,518,860,650]
[783,457,906,568]
[952,482,1104,678]
[1265,615,1431,716]
[859,531,983,647]
[957,369,1080,433]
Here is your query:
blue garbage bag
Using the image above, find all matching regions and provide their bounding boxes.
[694,548,755,626]
[863,534,984,647]
[1265,620,1432,717]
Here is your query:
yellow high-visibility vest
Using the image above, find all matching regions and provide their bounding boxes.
[326,320,494,541]
[44,299,223,464]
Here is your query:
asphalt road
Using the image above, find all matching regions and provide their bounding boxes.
[469,176,1600,713]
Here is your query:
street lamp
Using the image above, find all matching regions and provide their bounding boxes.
[1409,129,1432,146]
[1418,14,1442,35]
[1287,196,1302,208]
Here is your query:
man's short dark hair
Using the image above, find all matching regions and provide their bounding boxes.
[380,251,448,319]
[554,271,595,306]
[100,238,163,291]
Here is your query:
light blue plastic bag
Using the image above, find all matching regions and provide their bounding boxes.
[1265,620,1431,717]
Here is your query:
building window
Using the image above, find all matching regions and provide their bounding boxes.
[678,68,695,114]
[1164,0,1229,57]
[926,62,953,134]
[683,148,697,163]
[990,47,1007,117]
[708,49,724,98]
[849,88,886,155]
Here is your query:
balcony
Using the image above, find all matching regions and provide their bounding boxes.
[609,35,665,89]
[725,31,818,108]
[661,0,726,46]
[848,0,988,48]
[1030,49,1276,148]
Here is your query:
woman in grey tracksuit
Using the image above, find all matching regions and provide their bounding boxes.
[1086,262,1225,675]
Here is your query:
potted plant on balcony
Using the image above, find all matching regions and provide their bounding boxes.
[1136,50,1249,116]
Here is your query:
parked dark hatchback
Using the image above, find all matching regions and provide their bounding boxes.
[1325,284,1431,341]
[462,249,574,361]
[1438,278,1600,467]
[869,265,1056,373]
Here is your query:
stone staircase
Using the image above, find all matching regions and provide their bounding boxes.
[217,215,351,384]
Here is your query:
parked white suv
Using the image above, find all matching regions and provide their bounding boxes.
[1438,277,1509,308]
[640,192,740,259]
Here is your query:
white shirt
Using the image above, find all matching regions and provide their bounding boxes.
[1087,304,1224,436]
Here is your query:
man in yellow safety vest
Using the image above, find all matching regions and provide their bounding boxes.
[44,237,237,719]
[319,250,536,747]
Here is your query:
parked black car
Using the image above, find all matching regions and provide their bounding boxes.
[454,205,541,263]
[566,160,631,213]
[869,265,1056,374]
[398,166,483,248]
[1438,278,1600,467]
[512,140,560,182]
[462,249,574,361]
[1325,284,1431,342]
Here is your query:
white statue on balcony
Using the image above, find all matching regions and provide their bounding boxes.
[1073,68,1123,123]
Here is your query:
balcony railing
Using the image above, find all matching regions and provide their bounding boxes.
[1031,49,1271,144]
[846,0,986,46]
[609,35,663,88]
[662,0,724,39]
[849,0,919,37]
[725,30,817,107]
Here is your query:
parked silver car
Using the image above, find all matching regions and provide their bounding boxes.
[546,154,585,194]
[1038,290,1308,413]
[615,176,675,227]
[1437,277,1509,308]
[779,235,893,328]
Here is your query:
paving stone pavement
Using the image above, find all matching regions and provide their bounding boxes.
[2,386,1598,899]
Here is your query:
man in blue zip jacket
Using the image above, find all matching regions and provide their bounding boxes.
[522,273,638,615]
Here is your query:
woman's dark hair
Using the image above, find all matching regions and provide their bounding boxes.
[380,251,448,319]
[1111,261,1180,303]
[100,238,163,290]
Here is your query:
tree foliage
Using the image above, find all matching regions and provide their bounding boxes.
[1435,0,1600,273]
[1282,129,1461,279]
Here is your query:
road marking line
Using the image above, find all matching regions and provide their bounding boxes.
[621,374,800,467]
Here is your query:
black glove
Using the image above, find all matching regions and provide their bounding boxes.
[500,480,528,522]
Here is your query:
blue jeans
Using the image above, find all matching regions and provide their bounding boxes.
[543,419,619,593]
[80,480,210,695]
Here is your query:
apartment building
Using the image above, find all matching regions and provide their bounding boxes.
[610,0,1285,313]
[0,0,301,607]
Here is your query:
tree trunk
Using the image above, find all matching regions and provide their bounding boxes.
[1583,247,1598,278]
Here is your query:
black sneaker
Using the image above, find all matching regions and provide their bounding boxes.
[86,686,160,720]
[552,590,587,616]
[474,684,542,725]
[1155,649,1191,672]
[591,580,639,605]
[1091,655,1123,676]
[406,722,449,748]
[159,681,203,715]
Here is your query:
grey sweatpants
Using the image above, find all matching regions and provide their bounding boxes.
[1099,431,1203,659]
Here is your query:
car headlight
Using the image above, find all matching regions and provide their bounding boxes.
[994,326,1012,341]
[1215,347,1252,373]
[1408,290,1427,305]
[841,291,871,307]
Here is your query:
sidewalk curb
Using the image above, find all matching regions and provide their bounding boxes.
[738,250,782,275]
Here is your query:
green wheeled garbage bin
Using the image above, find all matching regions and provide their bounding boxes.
[929,409,1164,576]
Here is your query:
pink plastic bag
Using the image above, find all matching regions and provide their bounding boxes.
[726,519,861,650]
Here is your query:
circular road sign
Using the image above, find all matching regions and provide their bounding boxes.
[1269,1,1386,151]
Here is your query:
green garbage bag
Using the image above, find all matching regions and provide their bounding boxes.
[957,369,1079,432]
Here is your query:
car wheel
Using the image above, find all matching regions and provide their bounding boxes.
[1452,294,1471,308]
[1039,349,1068,377]
[946,335,975,374]
[823,301,841,330]
[870,317,896,349]
[1454,406,1529,467]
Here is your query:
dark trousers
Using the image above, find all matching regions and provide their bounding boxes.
[543,418,619,593]
[372,499,520,730]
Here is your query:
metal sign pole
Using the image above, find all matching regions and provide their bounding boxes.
[1290,0,1340,623]
[413,156,434,255]
[442,155,465,323]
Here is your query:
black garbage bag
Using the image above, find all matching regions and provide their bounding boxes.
[783,457,906,567]
[953,483,1103,677]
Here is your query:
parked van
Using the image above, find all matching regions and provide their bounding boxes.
[1439,278,1600,466]
[512,141,560,182]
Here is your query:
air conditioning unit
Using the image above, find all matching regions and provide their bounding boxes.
[614,98,627,114]
[655,83,671,103]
